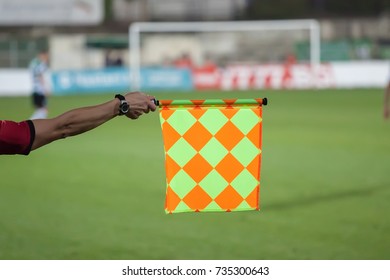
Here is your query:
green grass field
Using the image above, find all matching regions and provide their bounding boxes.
[1,89,389,260]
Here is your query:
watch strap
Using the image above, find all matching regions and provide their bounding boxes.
[115,94,125,101]
[115,94,128,115]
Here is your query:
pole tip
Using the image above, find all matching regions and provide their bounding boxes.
[262,98,268,106]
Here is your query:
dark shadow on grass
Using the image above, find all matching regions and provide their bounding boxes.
[264,185,389,211]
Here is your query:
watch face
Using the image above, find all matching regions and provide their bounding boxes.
[121,102,130,114]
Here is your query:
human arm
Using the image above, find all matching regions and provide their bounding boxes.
[31,91,156,151]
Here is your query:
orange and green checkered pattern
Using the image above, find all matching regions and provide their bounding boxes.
[159,99,264,214]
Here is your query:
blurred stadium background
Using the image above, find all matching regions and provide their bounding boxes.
[0,0,389,259]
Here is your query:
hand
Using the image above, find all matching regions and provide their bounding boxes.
[124,91,157,119]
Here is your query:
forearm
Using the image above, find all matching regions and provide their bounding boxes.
[32,99,119,150]
[56,99,119,138]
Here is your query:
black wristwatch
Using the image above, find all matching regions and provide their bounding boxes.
[115,94,129,115]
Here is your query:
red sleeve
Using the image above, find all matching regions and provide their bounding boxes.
[0,120,35,155]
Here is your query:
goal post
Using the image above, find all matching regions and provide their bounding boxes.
[129,19,321,90]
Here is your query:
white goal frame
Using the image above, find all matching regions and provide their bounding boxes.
[129,19,321,90]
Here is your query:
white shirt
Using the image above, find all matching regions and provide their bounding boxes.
[29,58,48,94]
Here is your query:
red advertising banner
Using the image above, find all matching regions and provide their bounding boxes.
[193,64,336,90]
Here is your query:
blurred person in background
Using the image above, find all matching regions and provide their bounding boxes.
[29,49,50,120]
[174,52,194,69]
[281,53,297,89]
[105,49,123,67]
[384,70,390,119]
[200,54,218,72]
[0,92,156,156]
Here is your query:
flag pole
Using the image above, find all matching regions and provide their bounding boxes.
[153,98,268,107]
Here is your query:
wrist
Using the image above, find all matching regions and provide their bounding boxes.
[115,94,130,116]
[112,98,121,117]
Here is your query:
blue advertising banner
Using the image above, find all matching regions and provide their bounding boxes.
[51,68,193,95]
[140,68,193,91]
[51,68,130,95]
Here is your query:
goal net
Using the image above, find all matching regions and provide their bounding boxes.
[128,20,321,91]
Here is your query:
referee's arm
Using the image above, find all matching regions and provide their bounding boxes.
[31,92,156,151]
[31,99,118,150]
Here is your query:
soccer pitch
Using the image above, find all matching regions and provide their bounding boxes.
[0,89,389,260]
